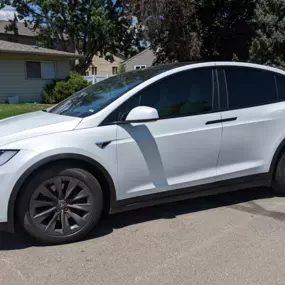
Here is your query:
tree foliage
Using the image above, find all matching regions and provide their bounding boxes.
[2,0,143,73]
[250,0,285,67]
[126,0,285,65]
[43,72,91,104]
[3,0,285,67]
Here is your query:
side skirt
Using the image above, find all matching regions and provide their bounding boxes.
[110,174,271,214]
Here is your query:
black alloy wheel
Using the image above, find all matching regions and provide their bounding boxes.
[29,176,94,236]
[17,166,103,244]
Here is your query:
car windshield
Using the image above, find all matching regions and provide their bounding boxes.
[48,63,188,118]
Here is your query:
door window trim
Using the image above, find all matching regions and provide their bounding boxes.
[100,67,219,126]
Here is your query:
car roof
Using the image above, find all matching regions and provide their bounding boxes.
[145,61,285,76]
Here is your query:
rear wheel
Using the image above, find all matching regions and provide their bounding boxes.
[273,152,285,195]
[17,165,103,244]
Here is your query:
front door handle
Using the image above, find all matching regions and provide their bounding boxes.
[206,117,237,125]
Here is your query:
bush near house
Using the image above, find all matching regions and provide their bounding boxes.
[43,72,91,104]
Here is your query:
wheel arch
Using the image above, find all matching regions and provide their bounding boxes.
[270,138,285,179]
[8,153,117,232]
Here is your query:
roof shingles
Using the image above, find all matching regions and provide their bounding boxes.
[0,40,82,58]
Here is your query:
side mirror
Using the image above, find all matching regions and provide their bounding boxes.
[122,106,159,124]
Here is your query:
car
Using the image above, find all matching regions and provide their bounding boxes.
[1,61,285,244]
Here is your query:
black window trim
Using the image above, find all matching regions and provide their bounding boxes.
[100,67,219,126]
[216,66,280,112]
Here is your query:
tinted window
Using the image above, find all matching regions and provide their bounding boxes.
[140,68,213,119]
[49,63,188,118]
[225,67,277,109]
[103,68,214,123]
[276,74,285,100]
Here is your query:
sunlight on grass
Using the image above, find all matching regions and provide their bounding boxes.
[0,104,52,120]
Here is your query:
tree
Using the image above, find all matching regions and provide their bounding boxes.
[199,0,256,61]
[2,0,143,74]
[126,0,256,63]
[127,0,202,64]
[250,0,285,67]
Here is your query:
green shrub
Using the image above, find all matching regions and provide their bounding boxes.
[43,72,91,104]
[42,79,61,104]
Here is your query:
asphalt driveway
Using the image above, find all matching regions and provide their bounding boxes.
[1,187,285,285]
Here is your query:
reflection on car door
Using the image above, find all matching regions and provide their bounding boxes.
[115,67,224,200]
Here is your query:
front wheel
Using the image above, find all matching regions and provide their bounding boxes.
[17,165,103,244]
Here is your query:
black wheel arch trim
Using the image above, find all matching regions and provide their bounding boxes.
[6,153,117,233]
[269,137,285,178]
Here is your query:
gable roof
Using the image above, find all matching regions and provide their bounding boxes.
[0,40,83,58]
[123,47,153,64]
[0,20,36,37]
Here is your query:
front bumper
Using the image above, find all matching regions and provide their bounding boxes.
[0,150,39,232]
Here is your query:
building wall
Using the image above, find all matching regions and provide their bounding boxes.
[125,49,156,72]
[0,54,71,103]
[85,54,123,76]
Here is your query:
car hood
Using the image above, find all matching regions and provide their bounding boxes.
[0,111,82,147]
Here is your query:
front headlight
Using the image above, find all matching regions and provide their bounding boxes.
[0,150,18,166]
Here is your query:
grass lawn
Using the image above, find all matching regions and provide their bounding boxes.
[0,104,52,120]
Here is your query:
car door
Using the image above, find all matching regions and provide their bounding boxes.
[112,67,223,200]
[216,65,281,181]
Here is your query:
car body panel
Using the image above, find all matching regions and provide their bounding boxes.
[0,111,82,147]
[217,102,285,180]
[116,113,222,200]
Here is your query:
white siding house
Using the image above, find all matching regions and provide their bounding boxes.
[0,40,82,103]
[124,48,156,72]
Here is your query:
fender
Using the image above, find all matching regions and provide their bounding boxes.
[7,153,117,233]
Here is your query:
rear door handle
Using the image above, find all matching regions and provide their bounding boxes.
[206,117,237,125]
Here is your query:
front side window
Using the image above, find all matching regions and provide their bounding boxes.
[139,68,213,118]
[49,63,188,118]
[224,67,277,109]
[104,67,214,123]
[26,61,56,79]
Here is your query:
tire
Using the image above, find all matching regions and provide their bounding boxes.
[273,152,285,195]
[17,164,103,244]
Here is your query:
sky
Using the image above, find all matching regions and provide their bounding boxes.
[0,5,23,21]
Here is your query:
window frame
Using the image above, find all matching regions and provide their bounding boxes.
[134,65,147,70]
[112,66,118,75]
[25,60,57,80]
[217,66,280,111]
[101,67,217,125]
[91,66,97,75]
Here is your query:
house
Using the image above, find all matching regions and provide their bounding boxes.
[0,40,82,103]
[0,20,37,46]
[123,48,156,72]
[0,19,126,77]
[85,54,125,77]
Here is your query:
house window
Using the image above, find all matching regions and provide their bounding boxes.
[91,66,97,75]
[112,66,118,75]
[134,65,146,70]
[26,61,56,79]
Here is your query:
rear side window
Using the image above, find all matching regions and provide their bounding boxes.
[276,74,285,100]
[224,67,277,109]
